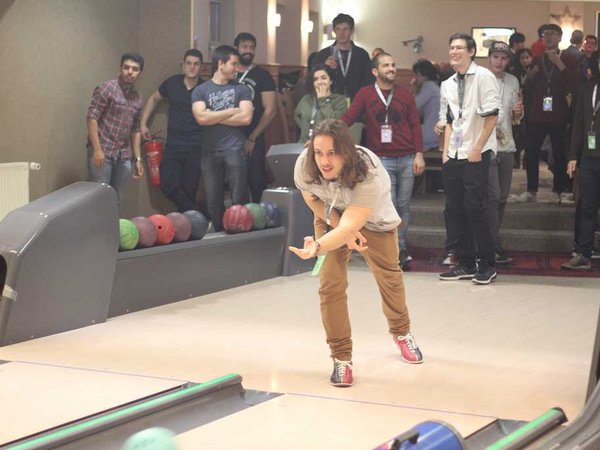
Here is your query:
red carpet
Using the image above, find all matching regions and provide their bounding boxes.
[406,248,600,278]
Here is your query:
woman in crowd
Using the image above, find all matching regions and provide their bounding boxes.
[509,48,533,169]
[295,64,348,143]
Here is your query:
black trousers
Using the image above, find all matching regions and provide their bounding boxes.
[442,151,495,268]
[576,156,600,258]
[159,148,202,212]
[247,135,267,203]
[525,122,569,193]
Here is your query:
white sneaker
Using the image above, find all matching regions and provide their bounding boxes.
[512,191,536,203]
[545,192,560,204]
[560,192,574,204]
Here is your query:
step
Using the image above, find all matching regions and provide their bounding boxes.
[407,225,575,253]
[409,200,577,232]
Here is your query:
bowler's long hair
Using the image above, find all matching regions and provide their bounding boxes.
[303,119,372,189]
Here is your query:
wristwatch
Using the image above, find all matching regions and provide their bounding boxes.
[134,156,142,162]
[313,239,321,256]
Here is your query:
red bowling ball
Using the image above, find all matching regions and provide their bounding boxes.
[223,205,253,234]
[148,214,175,245]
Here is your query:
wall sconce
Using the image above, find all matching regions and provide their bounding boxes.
[269,13,281,28]
[402,35,424,53]
[323,24,335,40]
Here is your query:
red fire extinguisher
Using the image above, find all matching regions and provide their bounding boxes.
[143,131,163,187]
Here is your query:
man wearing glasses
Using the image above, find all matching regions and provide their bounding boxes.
[438,33,500,285]
[515,24,579,204]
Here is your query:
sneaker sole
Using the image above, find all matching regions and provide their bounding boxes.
[561,265,591,270]
[438,274,475,281]
[472,273,498,285]
[330,381,353,387]
[495,259,513,265]
[401,356,424,364]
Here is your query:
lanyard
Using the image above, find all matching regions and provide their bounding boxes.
[238,65,254,83]
[591,84,600,132]
[375,84,393,124]
[541,56,555,94]
[457,73,466,122]
[333,45,352,78]
[324,184,342,227]
[308,97,319,136]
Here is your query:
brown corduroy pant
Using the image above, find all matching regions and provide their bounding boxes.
[314,217,411,361]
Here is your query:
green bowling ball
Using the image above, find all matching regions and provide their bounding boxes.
[119,218,139,251]
[122,427,178,450]
[244,202,268,230]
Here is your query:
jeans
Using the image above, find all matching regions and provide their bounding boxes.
[380,154,415,251]
[314,217,410,361]
[160,148,202,212]
[576,156,600,258]
[525,122,569,193]
[442,151,495,268]
[201,147,248,232]
[487,151,514,251]
[87,147,132,202]
[247,135,267,203]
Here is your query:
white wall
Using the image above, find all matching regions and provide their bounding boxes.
[319,0,600,68]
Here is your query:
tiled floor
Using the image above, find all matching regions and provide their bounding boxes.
[0,262,598,449]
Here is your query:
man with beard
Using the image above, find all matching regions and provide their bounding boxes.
[233,32,277,203]
[87,52,145,203]
[438,33,500,285]
[140,49,204,212]
[341,52,425,269]
[191,46,253,231]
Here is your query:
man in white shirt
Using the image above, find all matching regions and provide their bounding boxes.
[487,41,524,264]
[438,33,500,285]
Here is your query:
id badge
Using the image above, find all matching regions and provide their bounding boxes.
[543,96,553,112]
[311,255,326,276]
[451,128,463,150]
[588,132,596,150]
[381,124,392,143]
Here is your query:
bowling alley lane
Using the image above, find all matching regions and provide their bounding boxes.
[0,361,182,444]
[0,268,598,448]
[175,393,494,449]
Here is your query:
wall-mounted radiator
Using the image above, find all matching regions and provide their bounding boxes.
[0,162,41,221]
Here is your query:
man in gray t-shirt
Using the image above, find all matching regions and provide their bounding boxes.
[192,45,253,231]
[290,119,423,388]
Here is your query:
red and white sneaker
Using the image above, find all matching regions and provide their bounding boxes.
[393,332,423,364]
[330,358,353,387]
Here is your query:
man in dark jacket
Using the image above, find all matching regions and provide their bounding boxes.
[315,13,373,102]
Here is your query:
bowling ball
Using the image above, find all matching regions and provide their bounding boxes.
[223,204,253,234]
[244,202,268,230]
[183,210,209,240]
[131,216,157,248]
[260,201,281,228]
[119,219,139,251]
[148,214,175,245]
[166,212,192,242]
[122,426,178,450]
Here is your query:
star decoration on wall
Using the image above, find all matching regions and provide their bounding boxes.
[550,6,581,28]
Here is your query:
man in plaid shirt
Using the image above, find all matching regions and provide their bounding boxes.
[87,53,145,201]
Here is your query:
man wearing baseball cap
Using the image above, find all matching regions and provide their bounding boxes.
[487,41,524,264]
[516,24,579,203]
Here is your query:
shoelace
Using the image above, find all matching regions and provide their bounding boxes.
[400,334,417,353]
[334,359,351,378]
